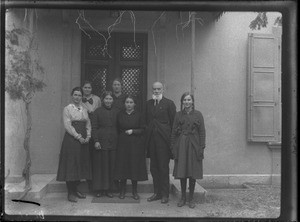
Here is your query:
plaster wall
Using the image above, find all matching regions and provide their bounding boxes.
[162,12,282,174]
[5,10,281,178]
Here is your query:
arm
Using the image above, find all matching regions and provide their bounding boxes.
[132,113,146,135]
[85,109,91,140]
[170,112,179,148]
[92,109,99,143]
[198,113,206,149]
[63,106,82,140]
[168,101,177,129]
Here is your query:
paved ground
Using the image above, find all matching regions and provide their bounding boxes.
[4,184,280,220]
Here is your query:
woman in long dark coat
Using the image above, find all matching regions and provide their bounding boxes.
[111,78,127,112]
[171,92,206,208]
[114,96,148,200]
[81,81,101,193]
[92,91,118,198]
[57,87,92,202]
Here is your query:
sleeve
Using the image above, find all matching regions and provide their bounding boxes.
[85,110,91,138]
[168,101,177,129]
[96,96,101,108]
[198,113,206,149]
[170,112,179,149]
[92,109,99,142]
[63,106,81,139]
[132,113,146,135]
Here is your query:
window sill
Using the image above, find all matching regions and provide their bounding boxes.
[268,142,281,150]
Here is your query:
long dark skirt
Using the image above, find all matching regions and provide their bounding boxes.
[57,121,92,181]
[114,134,148,181]
[173,135,203,179]
[92,149,116,191]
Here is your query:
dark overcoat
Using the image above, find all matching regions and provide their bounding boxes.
[144,97,176,157]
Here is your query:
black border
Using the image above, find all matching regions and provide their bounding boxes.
[1,1,297,221]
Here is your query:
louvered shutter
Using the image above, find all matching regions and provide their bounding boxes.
[247,33,281,142]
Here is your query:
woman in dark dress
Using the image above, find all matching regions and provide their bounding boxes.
[114,96,148,200]
[81,81,101,193]
[57,87,92,202]
[171,92,206,208]
[92,91,118,198]
[111,78,127,112]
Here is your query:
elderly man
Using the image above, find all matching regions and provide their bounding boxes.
[145,82,176,204]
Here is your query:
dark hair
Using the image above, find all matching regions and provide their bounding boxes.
[101,91,113,100]
[124,95,137,105]
[180,92,195,111]
[71,87,83,96]
[112,77,123,86]
[82,80,93,88]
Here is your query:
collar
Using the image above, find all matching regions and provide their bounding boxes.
[182,108,194,115]
[152,94,163,101]
[71,103,83,111]
[126,109,135,115]
[83,94,93,100]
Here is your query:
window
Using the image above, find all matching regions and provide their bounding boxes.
[247,32,281,142]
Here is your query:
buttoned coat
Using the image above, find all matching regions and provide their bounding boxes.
[144,97,176,157]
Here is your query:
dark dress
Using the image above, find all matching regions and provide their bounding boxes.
[112,93,127,112]
[92,105,118,190]
[114,110,148,181]
[171,109,206,179]
[57,105,92,181]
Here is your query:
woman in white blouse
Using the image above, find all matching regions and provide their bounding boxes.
[57,87,92,202]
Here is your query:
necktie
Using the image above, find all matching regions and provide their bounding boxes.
[87,98,93,105]
[154,99,158,106]
[83,97,93,105]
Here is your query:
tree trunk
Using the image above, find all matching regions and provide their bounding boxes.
[22,100,32,190]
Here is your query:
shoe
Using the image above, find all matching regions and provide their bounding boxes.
[161,197,169,204]
[75,191,86,199]
[105,191,113,198]
[189,199,196,208]
[177,198,186,207]
[132,192,140,200]
[147,194,162,202]
[119,192,125,199]
[68,194,77,203]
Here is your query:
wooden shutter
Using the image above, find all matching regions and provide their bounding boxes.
[247,33,281,142]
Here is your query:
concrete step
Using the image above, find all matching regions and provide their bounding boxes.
[47,179,154,193]
[5,174,207,202]
[5,174,56,201]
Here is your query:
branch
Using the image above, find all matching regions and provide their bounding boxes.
[151,11,165,56]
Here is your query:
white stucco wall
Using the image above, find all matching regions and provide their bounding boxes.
[5,10,281,179]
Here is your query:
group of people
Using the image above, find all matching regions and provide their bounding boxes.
[56,79,206,209]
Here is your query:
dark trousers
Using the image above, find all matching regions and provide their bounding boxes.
[149,131,170,198]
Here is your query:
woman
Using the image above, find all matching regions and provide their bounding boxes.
[81,81,101,116]
[81,81,101,193]
[57,87,92,202]
[171,92,206,208]
[92,91,118,198]
[111,78,127,112]
[114,96,148,200]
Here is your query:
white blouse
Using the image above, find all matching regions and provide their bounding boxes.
[63,104,91,139]
[81,94,101,113]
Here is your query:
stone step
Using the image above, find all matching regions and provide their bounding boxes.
[5,174,207,202]
[47,179,154,193]
[5,174,56,201]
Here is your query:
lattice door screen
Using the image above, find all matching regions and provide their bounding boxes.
[82,32,147,111]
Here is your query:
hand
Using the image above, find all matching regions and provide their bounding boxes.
[79,137,85,144]
[85,137,90,143]
[125,129,133,135]
[95,142,101,150]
